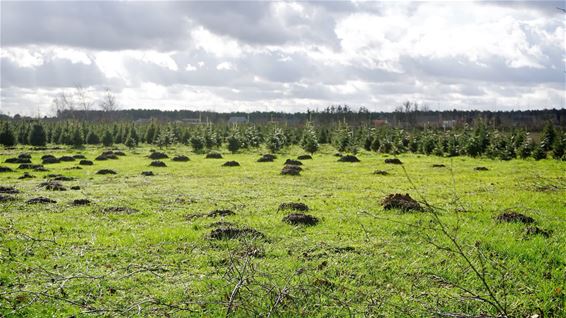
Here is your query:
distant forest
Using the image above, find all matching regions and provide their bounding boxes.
[2,105,565,131]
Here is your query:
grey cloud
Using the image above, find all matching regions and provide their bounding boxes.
[1,1,191,50]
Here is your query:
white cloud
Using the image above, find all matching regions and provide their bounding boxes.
[216,62,236,71]
[191,26,243,58]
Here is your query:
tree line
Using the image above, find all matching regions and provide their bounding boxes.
[0,119,564,161]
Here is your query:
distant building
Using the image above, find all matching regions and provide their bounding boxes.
[372,119,388,127]
[442,120,457,129]
[228,116,248,124]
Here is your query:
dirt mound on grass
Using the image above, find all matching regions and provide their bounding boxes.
[101,206,139,214]
[384,158,403,165]
[96,151,119,160]
[284,159,303,165]
[141,171,154,176]
[222,161,240,167]
[0,186,19,194]
[334,153,343,157]
[26,197,56,204]
[281,165,302,176]
[432,164,446,168]
[0,166,13,173]
[42,157,60,164]
[186,209,235,220]
[381,193,423,212]
[18,153,31,159]
[172,155,190,162]
[474,166,489,171]
[209,226,265,240]
[205,152,223,159]
[149,161,167,167]
[257,154,276,162]
[70,186,81,190]
[114,151,126,156]
[373,170,389,175]
[72,199,91,206]
[79,160,93,165]
[19,172,35,179]
[47,175,74,181]
[524,226,551,238]
[41,154,56,160]
[278,202,309,211]
[96,169,117,175]
[18,164,43,170]
[34,166,48,172]
[39,181,66,191]
[72,154,86,159]
[148,152,168,160]
[5,157,31,164]
[59,156,75,162]
[298,155,312,160]
[283,213,319,226]
[496,212,535,224]
[338,155,360,162]
[0,194,15,202]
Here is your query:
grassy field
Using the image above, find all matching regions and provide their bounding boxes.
[0,145,564,317]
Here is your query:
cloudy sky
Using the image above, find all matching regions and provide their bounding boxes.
[1,1,564,116]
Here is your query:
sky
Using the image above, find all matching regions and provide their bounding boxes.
[0,0,565,116]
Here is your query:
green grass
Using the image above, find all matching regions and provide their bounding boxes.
[0,145,564,317]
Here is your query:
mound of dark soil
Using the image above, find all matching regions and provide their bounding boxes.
[475,166,489,171]
[432,164,446,168]
[114,151,126,156]
[205,152,223,159]
[5,157,31,164]
[149,160,167,167]
[222,161,240,167]
[209,226,264,240]
[334,153,343,157]
[384,158,403,165]
[381,193,423,212]
[79,160,93,166]
[0,194,15,202]
[257,154,275,162]
[70,186,81,190]
[34,166,48,172]
[26,197,56,204]
[41,154,56,160]
[48,175,75,181]
[496,212,535,224]
[42,157,60,164]
[373,170,389,175]
[297,155,312,160]
[186,209,236,220]
[338,155,360,162]
[72,199,91,206]
[101,206,139,214]
[283,213,319,226]
[0,186,19,194]
[39,181,66,191]
[148,152,168,160]
[172,155,190,162]
[96,169,117,175]
[72,154,86,159]
[284,159,303,166]
[141,171,154,176]
[208,209,235,217]
[18,153,32,159]
[66,166,82,170]
[278,202,309,211]
[281,165,302,176]
[95,155,108,161]
[96,151,119,160]
[59,156,75,162]
[18,163,41,170]
[0,166,14,173]
[19,172,35,179]
[524,226,551,238]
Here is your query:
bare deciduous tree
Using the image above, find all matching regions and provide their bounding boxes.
[100,88,119,112]
[75,85,93,111]
[51,91,75,116]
